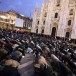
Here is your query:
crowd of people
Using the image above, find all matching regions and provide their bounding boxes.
[0,29,76,76]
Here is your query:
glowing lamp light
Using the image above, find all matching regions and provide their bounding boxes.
[28,27,31,29]
[22,56,25,58]
[20,14,24,17]
[69,38,71,41]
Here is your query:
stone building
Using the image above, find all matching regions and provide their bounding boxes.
[15,12,32,31]
[24,18,32,31]
[0,10,16,30]
[0,10,32,31]
[31,0,76,40]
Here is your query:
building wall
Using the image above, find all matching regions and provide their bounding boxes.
[31,5,38,33]
[31,0,76,39]
[71,7,76,39]
[0,11,16,30]
[16,13,32,30]
[24,18,32,30]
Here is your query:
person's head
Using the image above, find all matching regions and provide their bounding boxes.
[38,56,47,65]
[43,47,50,57]
[0,48,8,56]
[4,59,20,68]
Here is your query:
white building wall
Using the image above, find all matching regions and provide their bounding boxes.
[31,6,38,33]
[38,3,45,33]
[71,9,76,39]
[44,0,55,35]
[32,0,76,39]
[57,0,69,37]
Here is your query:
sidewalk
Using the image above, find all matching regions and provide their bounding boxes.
[18,53,34,76]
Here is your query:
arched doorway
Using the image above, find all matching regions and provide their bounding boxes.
[36,29,38,33]
[41,29,44,34]
[65,32,70,39]
[51,27,56,37]
[55,13,58,18]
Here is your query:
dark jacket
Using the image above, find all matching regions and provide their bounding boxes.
[0,66,20,76]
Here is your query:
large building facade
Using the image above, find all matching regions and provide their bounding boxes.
[0,10,16,30]
[15,12,32,32]
[31,0,76,39]
[0,10,32,31]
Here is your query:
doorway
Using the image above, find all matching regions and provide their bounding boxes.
[51,27,56,37]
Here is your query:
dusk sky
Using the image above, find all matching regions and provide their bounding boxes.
[0,0,43,18]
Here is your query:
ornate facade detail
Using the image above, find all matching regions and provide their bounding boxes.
[31,0,76,39]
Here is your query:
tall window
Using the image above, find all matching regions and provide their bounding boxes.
[65,32,70,38]
[68,20,71,26]
[12,20,13,23]
[55,13,58,18]
[43,21,45,25]
[41,29,44,34]
[37,21,39,25]
[69,9,73,15]
[36,29,38,33]
[51,27,56,37]
[56,0,61,6]
[44,13,47,17]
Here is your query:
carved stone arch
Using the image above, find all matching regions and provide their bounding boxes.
[53,22,58,27]
[65,27,72,32]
